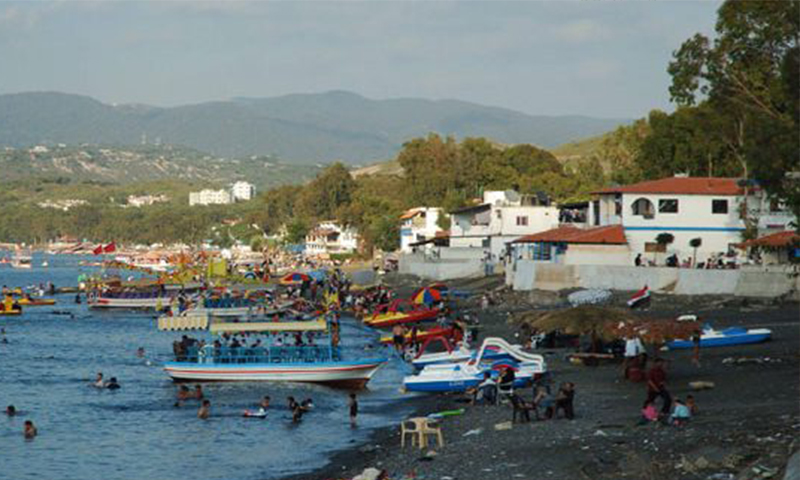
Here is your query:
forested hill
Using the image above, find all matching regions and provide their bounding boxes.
[0,91,628,163]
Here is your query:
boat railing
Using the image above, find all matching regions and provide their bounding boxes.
[180,345,341,364]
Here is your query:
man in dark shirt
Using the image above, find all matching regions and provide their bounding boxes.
[645,359,672,415]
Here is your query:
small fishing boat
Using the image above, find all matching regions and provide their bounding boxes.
[16,297,56,306]
[668,325,772,349]
[161,316,386,388]
[365,299,439,328]
[403,337,547,393]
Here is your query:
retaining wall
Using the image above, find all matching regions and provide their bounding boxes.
[511,260,798,298]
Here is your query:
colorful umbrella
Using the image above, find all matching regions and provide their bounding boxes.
[412,287,443,305]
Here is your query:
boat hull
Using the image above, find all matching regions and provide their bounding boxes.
[365,310,439,328]
[669,330,771,349]
[163,359,386,389]
[89,297,174,309]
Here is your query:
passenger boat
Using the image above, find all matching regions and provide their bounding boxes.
[88,290,176,309]
[161,316,387,388]
[668,325,772,349]
[403,337,547,393]
[364,299,439,328]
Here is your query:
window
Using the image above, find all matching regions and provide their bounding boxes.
[659,199,679,213]
[516,216,528,226]
[712,199,728,214]
[631,198,655,219]
[532,242,551,261]
[614,194,622,216]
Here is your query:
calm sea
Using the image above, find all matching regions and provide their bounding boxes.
[0,254,414,480]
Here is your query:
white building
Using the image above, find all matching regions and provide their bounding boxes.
[509,225,631,266]
[231,181,256,201]
[127,194,169,207]
[588,176,796,264]
[304,222,360,256]
[189,189,232,206]
[449,190,559,258]
[399,207,444,253]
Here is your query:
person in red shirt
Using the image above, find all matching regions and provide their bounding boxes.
[645,358,672,415]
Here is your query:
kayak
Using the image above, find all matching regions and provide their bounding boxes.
[16,298,56,306]
[668,326,772,349]
[0,309,22,316]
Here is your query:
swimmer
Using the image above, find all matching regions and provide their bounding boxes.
[93,372,105,388]
[194,385,204,400]
[197,399,211,420]
[6,405,16,416]
[106,377,121,390]
[260,396,271,410]
[349,393,358,428]
[24,420,37,439]
[136,347,145,358]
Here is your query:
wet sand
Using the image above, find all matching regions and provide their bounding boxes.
[289,275,799,480]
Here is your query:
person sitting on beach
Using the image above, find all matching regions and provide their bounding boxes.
[554,382,575,420]
[533,385,555,420]
[639,401,659,425]
[6,405,16,416]
[669,398,691,426]
[93,372,105,388]
[24,420,37,439]
[198,399,211,420]
[686,395,698,415]
[105,377,121,390]
[469,372,498,405]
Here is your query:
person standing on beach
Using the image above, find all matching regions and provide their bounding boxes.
[691,329,702,367]
[645,359,672,415]
[348,393,358,428]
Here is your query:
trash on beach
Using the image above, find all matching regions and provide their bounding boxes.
[567,289,612,307]
[689,381,715,390]
[494,421,513,431]
[462,428,483,437]
[722,356,783,365]
[352,467,384,480]
[593,430,608,437]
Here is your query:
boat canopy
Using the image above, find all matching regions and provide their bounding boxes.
[158,314,210,331]
[210,318,327,334]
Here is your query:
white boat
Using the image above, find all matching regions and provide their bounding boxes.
[162,317,387,388]
[10,252,32,269]
[411,341,522,369]
[403,337,547,393]
[88,291,175,309]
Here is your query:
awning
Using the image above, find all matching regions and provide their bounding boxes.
[158,313,210,331]
[210,318,327,334]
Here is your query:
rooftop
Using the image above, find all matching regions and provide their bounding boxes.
[739,230,800,249]
[511,225,627,245]
[594,177,745,196]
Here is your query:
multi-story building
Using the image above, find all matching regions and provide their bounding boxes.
[231,181,256,201]
[448,190,559,258]
[399,207,444,253]
[189,189,232,206]
[304,222,360,256]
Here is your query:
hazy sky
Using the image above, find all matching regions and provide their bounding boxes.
[0,1,721,118]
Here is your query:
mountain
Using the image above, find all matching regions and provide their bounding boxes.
[0,91,629,163]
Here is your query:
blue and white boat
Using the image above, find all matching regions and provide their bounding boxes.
[668,325,772,349]
[403,337,547,393]
[411,342,520,369]
[161,316,387,389]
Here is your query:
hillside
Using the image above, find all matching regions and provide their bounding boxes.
[0,144,320,189]
[551,133,607,163]
[0,91,629,163]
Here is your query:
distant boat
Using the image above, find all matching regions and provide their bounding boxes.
[41,261,49,267]
[10,251,32,269]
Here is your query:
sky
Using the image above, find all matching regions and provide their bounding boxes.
[0,1,722,119]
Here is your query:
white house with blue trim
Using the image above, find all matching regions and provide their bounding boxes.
[590,176,755,263]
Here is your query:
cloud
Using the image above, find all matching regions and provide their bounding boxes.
[553,18,611,43]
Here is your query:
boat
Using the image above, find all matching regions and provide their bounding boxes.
[10,251,32,269]
[364,299,439,328]
[161,316,387,388]
[410,338,520,369]
[88,290,176,309]
[378,325,459,345]
[403,337,547,393]
[16,297,56,306]
[668,325,772,349]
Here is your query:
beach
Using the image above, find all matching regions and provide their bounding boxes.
[294,274,800,480]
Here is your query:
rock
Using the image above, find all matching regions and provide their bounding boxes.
[694,456,711,469]
[353,467,383,480]
[690,381,716,390]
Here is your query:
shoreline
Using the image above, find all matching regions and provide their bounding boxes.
[281,275,800,480]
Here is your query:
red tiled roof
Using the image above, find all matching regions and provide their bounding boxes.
[594,177,744,196]
[400,208,422,220]
[739,230,800,248]
[511,225,627,245]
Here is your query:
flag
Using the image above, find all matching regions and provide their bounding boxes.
[103,242,117,253]
[92,245,103,255]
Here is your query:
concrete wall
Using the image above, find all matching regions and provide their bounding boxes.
[511,260,798,299]
[399,252,484,281]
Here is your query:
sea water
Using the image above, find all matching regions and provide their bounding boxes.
[0,254,414,480]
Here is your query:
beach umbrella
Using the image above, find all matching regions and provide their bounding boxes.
[280,272,310,285]
[412,287,443,305]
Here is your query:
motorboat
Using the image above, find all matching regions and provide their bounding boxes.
[411,339,520,369]
[88,289,176,309]
[403,337,547,393]
[668,325,772,349]
[364,299,439,328]
[161,316,386,388]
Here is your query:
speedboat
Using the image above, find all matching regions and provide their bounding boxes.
[668,325,772,349]
[403,337,547,393]
[161,316,386,388]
